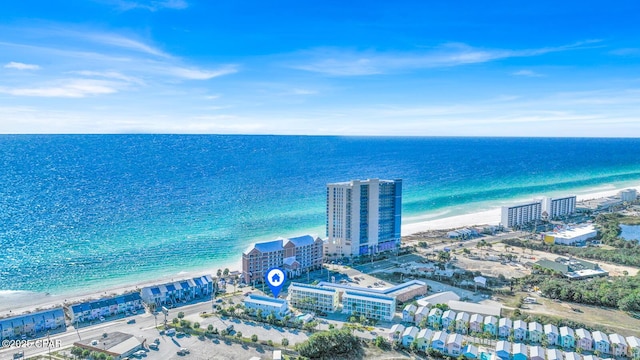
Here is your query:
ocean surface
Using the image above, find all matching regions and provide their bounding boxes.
[2,136,640,298]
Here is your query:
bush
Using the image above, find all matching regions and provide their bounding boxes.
[282,338,289,347]
[251,334,258,342]
[177,311,185,319]
[295,329,362,359]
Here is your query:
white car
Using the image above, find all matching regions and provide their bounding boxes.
[133,349,146,357]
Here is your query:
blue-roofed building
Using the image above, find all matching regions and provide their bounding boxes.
[140,275,213,310]
[0,308,66,341]
[242,235,323,285]
[66,293,143,323]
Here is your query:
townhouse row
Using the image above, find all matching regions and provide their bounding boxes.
[402,306,640,358]
[0,308,66,341]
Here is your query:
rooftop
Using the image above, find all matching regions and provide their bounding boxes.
[74,332,141,357]
[448,300,501,317]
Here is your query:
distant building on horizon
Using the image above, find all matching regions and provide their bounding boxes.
[619,188,638,202]
[325,178,402,257]
[501,200,543,228]
[241,235,324,284]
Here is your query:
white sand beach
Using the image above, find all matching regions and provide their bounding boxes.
[1,182,638,318]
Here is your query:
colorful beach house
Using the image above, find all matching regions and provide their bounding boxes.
[484,316,498,336]
[529,346,545,360]
[528,322,543,343]
[560,326,576,349]
[609,333,627,357]
[0,308,65,341]
[547,348,563,360]
[592,331,610,354]
[417,329,434,351]
[446,333,464,356]
[513,320,527,342]
[456,311,471,334]
[442,310,457,330]
[431,330,448,352]
[415,306,430,326]
[428,308,443,328]
[496,341,511,360]
[544,324,559,346]
[513,343,528,360]
[463,344,479,359]
[575,328,593,352]
[470,314,484,333]
[565,352,582,360]
[402,304,417,323]
[626,336,640,359]
[388,324,405,342]
[402,326,419,348]
[498,318,513,338]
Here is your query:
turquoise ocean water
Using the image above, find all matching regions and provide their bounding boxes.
[1,135,640,298]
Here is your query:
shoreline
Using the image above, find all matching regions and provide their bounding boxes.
[2,181,638,318]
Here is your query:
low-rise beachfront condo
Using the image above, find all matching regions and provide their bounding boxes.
[287,282,339,313]
[242,235,324,285]
[243,294,289,319]
[67,292,143,323]
[342,290,395,321]
[0,308,65,340]
[140,275,213,309]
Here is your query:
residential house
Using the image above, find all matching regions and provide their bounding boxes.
[626,336,640,359]
[446,333,464,356]
[442,310,457,330]
[415,306,430,326]
[428,308,443,328]
[456,312,471,334]
[565,352,582,360]
[528,322,543,343]
[484,316,498,336]
[499,318,513,338]
[513,320,527,342]
[544,324,559,346]
[496,341,511,360]
[0,308,65,340]
[529,346,545,360]
[609,334,627,357]
[67,293,142,323]
[463,344,479,359]
[560,326,576,349]
[470,314,484,333]
[140,275,213,309]
[513,343,528,360]
[389,324,406,342]
[431,330,448,352]
[575,329,593,352]
[592,331,610,355]
[416,329,434,351]
[402,326,420,348]
[547,348,563,360]
[403,304,417,323]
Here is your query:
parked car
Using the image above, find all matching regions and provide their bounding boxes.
[99,316,105,322]
[148,343,158,350]
[127,319,136,324]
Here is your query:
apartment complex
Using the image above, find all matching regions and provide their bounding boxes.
[542,196,577,220]
[0,308,66,340]
[241,235,324,284]
[501,200,543,228]
[140,275,213,309]
[67,293,143,323]
[342,290,396,321]
[325,178,402,257]
[288,282,339,313]
[243,294,289,319]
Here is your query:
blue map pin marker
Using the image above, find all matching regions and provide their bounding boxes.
[265,267,286,298]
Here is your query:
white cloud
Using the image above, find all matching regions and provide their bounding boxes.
[167,65,238,80]
[4,61,41,70]
[0,79,119,98]
[86,33,170,58]
[292,40,601,76]
[512,70,545,77]
[70,70,145,85]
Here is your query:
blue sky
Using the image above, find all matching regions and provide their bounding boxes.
[1,1,639,136]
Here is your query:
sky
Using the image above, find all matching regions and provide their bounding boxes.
[1,1,639,136]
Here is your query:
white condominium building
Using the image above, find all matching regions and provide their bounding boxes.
[287,282,339,313]
[325,178,402,258]
[342,290,396,321]
[501,200,543,228]
[543,196,577,219]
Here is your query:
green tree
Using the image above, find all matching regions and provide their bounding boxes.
[236,331,242,338]
[193,322,200,329]
[251,334,258,342]
[177,311,185,319]
[295,329,362,359]
[207,324,214,331]
[282,338,289,347]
